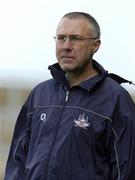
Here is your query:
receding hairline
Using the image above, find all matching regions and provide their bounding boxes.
[61,12,101,38]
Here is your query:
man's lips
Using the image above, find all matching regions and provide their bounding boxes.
[60,56,75,60]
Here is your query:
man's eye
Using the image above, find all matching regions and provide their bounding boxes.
[70,36,81,41]
[57,36,65,41]
[55,35,82,42]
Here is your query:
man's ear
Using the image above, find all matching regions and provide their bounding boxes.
[93,39,101,53]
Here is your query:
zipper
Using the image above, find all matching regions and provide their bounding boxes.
[45,90,70,179]
[65,90,69,102]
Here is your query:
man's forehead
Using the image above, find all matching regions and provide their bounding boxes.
[58,17,91,26]
[56,17,93,35]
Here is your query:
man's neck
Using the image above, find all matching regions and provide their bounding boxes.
[66,63,98,87]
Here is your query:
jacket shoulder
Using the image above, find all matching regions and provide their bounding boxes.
[104,77,135,106]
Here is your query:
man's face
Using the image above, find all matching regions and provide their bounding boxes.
[55,17,100,73]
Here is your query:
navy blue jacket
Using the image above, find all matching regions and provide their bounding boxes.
[4,60,135,180]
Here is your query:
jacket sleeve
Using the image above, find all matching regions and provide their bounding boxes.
[110,89,135,180]
[4,100,32,180]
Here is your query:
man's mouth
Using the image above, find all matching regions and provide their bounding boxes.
[60,56,74,60]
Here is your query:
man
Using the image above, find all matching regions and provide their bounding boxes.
[4,12,135,180]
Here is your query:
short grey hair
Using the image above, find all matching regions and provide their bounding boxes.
[62,12,101,38]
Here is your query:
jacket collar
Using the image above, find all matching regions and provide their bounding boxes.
[48,60,108,91]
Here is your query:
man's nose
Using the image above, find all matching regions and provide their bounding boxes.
[62,38,72,49]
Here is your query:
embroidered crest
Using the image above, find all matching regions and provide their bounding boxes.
[74,113,90,129]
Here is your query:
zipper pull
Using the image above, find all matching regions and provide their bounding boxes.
[65,91,69,102]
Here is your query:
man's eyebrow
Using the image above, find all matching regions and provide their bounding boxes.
[56,34,81,36]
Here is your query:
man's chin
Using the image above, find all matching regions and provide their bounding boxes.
[60,64,74,72]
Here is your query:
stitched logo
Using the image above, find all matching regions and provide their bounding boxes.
[40,113,47,122]
[74,113,90,129]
